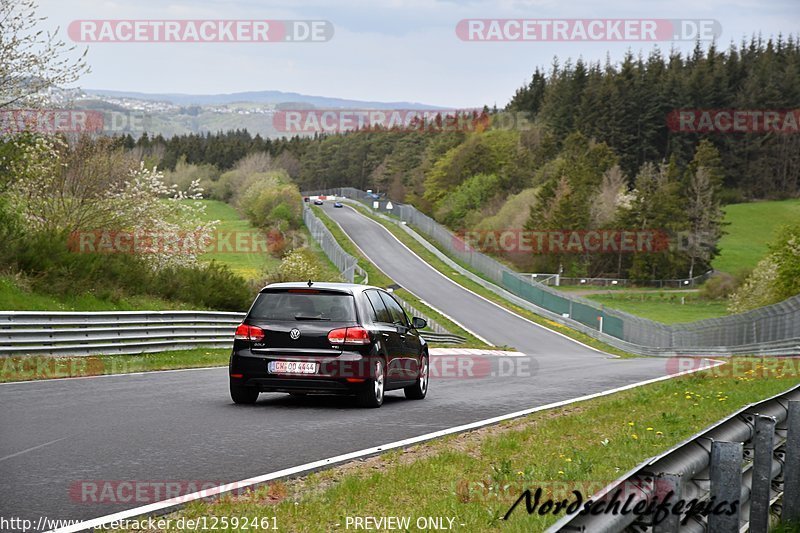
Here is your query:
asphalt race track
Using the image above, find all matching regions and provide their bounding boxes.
[0,204,677,530]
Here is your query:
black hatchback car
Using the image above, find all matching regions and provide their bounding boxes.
[229,282,429,407]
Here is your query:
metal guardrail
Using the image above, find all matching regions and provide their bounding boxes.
[548,384,800,532]
[308,187,800,357]
[0,205,464,357]
[0,309,463,356]
[303,202,465,345]
[0,311,245,356]
[304,205,358,282]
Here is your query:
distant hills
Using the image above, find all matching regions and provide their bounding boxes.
[83,89,444,110]
[60,88,447,138]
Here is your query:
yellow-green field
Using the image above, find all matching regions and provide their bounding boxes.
[195,199,281,280]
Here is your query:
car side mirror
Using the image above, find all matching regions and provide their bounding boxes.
[411,317,427,330]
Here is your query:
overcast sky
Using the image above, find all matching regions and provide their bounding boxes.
[40,0,799,108]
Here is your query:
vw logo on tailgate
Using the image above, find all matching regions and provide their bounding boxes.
[289,328,301,340]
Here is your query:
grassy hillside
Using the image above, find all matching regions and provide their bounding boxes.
[195,199,281,280]
[0,275,198,311]
[561,199,800,323]
[713,198,800,275]
[585,292,728,324]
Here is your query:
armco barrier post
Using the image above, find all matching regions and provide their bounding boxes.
[653,473,682,533]
[783,401,800,523]
[709,441,743,532]
[750,415,777,533]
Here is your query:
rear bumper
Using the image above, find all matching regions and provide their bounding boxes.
[243,377,353,393]
[229,350,375,394]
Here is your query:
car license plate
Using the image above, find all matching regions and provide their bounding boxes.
[268,361,317,374]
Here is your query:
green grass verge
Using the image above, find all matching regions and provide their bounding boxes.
[556,285,696,292]
[0,348,230,383]
[713,198,800,275]
[134,360,799,532]
[310,205,491,349]
[345,203,633,358]
[0,275,200,312]
[585,292,729,324]
[194,200,281,280]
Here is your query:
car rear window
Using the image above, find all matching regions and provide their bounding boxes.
[249,290,357,322]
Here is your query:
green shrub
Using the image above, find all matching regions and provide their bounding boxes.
[2,230,251,311]
[265,249,323,284]
[436,172,502,227]
[240,175,302,229]
[153,262,252,311]
[699,272,739,300]
[728,222,800,312]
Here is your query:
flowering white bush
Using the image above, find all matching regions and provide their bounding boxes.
[6,135,217,270]
[275,249,322,282]
[728,223,800,313]
[727,256,779,313]
[108,163,218,270]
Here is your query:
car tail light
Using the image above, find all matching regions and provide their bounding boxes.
[328,327,370,345]
[235,324,265,341]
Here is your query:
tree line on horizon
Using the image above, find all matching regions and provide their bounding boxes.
[120,36,800,288]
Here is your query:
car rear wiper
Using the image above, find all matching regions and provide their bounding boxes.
[293,315,330,321]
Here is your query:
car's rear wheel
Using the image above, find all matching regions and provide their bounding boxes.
[230,383,259,404]
[357,359,385,408]
[404,353,429,400]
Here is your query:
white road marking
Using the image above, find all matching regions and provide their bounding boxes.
[341,204,611,356]
[0,365,225,386]
[329,205,494,346]
[428,348,525,357]
[0,436,70,462]
[49,358,724,533]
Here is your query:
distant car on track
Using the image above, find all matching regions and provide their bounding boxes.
[313,199,324,205]
[303,197,310,202]
[229,282,429,407]
[333,202,343,208]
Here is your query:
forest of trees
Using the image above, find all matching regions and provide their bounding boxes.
[507,37,800,200]
[123,37,799,282]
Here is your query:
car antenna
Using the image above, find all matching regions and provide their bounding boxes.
[307,280,313,287]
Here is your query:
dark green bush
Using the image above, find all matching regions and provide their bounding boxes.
[2,230,252,311]
[153,262,252,311]
[699,271,746,300]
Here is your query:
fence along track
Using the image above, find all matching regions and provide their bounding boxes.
[302,204,465,344]
[305,187,800,357]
